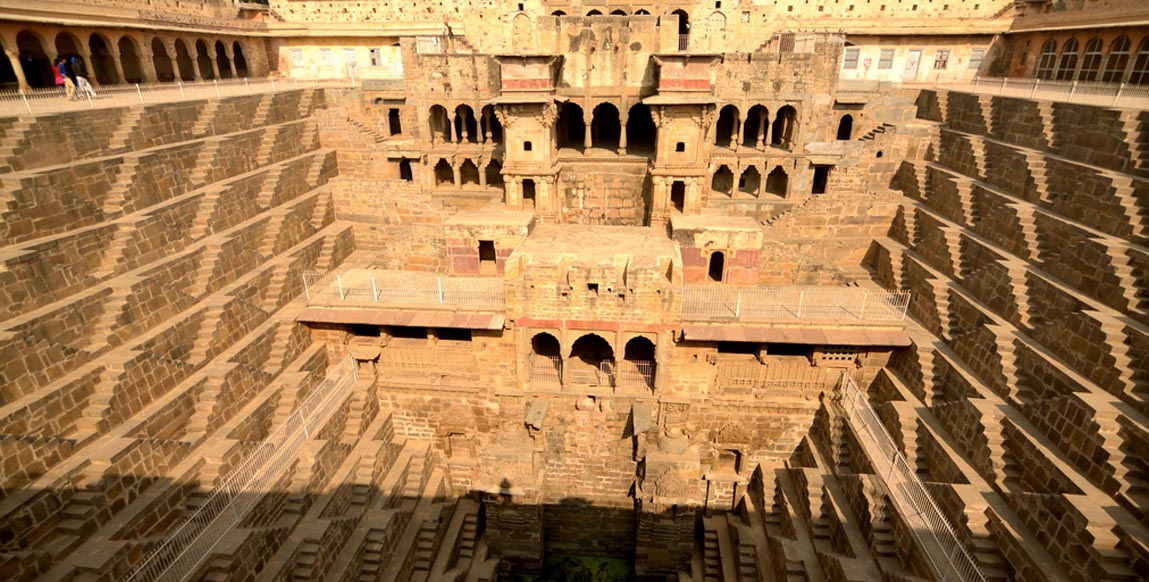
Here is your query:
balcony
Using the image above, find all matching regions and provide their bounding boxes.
[302,269,505,311]
[528,355,655,394]
[680,285,910,323]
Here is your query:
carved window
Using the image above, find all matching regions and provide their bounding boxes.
[369,48,381,67]
[1130,36,1149,85]
[968,48,985,71]
[1078,38,1103,81]
[290,48,304,67]
[320,48,334,66]
[933,49,950,70]
[1101,36,1130,83]
[1055,38,1079,81]
[1035,39,1057,80]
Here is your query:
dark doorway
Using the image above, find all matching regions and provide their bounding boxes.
[836,114,853,140]
[712,166,734,196]
[455,105,478,143]
[434,159,454,187]
[708,251,725,282]
[17,31,52,88]
[388,108,402,135]
[0,38,16,89]
[626,103,657,154]
[151,38,174,82]
[765,166,788,198]
[743,105,768,148]
[812,165,831,194]
[558,102,585,151]
[460,159,480,186]
[399,159,413,181]
[715,105,738,148]
[233,41,249,77]
[591,103,621,150]
[522,179,537,208]
[195,39,214,80]
[118,36,143,83]
[739,167,761,197]
[671,181,686,213]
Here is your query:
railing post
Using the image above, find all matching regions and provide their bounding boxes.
[735,289,742,317]
[178,81,185,99]
[859,290,868,319]
[303,273,311,301]
[437,276,444,304]
[214,78,220,97]
[337,274,345,300]
[20,93,31,114]
[136,83,144,104]
[1030,78,1040,98]
[371,276,378,301]
[271,77,276,92]
[1114,82,1126,107]
[244,77,250,93]
[86,91,94,109]
[797,291,805,318]
[1069,80,1078,100]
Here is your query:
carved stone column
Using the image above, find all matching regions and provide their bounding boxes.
[112,50,128,85]
[756,115,767,149]
[5,48,28,91]
[618,114,628,155]
[583,111,593,150]
[208,49,221,80]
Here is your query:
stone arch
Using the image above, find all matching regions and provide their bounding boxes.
[454,104,478,143]
[742,105,768,148]
[233,41,249,77]
[1131,36,1149,85]
[117,35,143,83]
[428,104,450,144]
[173,39,195,81]
[672,9,690,35]
[558,101,586,151]
[621,336,656,391]
[512,14,532,52]
[591,102,621,150]
[54,31,82,60]
[712,165,734,196]
[214,40,232,79]
[706,12,726,50]
[611,9,627,15]
[708,250,725,282]
[567,333,615,386]
[1102,35,1131,83]
[529,331,562,384]
[636,9,651,15]
[399,159,413,181]
[151,38,175,82]
[1055,38,1079,81]
[195,39,214,80]
[715,104,738,148]
[17,30,52,88]
[671,181,686,213]
[434,158,454,187]
[739,166,761,197]
[551,10,566,16]
[481,104,503,144]
[88,33,118,85]
[626,103,657,153]
[587,9,603,16]
[460,159,480,186]
[1036,38,1057,80]
[765,166,789,198]
[771,105,797,149]
[836,114,853,140]
[485,159,504,188]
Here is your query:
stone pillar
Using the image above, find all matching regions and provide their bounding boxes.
[112,50,128,86]
[479,161,488,188]
[686,179,700,214]
[584,114,593,150]
[756,115,767,148]
[506,177,521,209]
[190,46,204,81]
[482,109,491,144]
[452,162,462,188]
[538,177,552,214]
[224,43,238,78]
[758,165,767,198]
[460,109,470,143]
[730,113,739,147]
[448,112,457,143]
[140,45,159,84]
[78,42,98,86]
[6,49,29,91]
[619,114,628,154]
[209,50,221,80]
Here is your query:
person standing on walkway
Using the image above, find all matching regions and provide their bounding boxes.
[57,58,76,100]
[71,57,96,99]
[53,59,66,97]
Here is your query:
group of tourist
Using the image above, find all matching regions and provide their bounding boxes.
[53,56,96,100]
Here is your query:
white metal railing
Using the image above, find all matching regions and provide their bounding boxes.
[302,269,505,310]
[838,375,987,582]
[615,360,655,391]
[0,76,351,118]
[123,358,359,582]
[378,345,476,374]
[564,359,615,387]
[714,360,829,394]
[529,353,562,385]
[903,75,1149,109]
[680,285,909,322]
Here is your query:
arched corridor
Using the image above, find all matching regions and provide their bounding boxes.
[619,336,656,391]
[715,105,738,148]
[708,251,725,282]
[460,159,480,187]
[739,166,761,197]
[481,105,503,144]
[743,105,768,148]
[233,41,249,77]
[529,333,562,385]
[454,105,478,144]
[0,38,16,88]
[434,159,454,187]
[118,36,143,83]
[772,105,797,149]
[88,34,117,85]
[557,102,585,151]
[591,102,621,150]
[54,32,81,61]
[566,334,614,387]
[195,39,214,80]
[152,38,175,82]
[214,40,232,79]
[765,166,789,198]
[625,103,657,154]
[174,39,195,81]
[712,165,734,196]
[17,31,52,88]
[429,105,451,144]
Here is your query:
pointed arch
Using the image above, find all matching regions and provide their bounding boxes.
[117,36,143,83]
[428,104,450,144]
[558,102,585,151]
[712,165,734,196]
[771,105,798,149]
[173,39,195,81]
[765,166,789,198]
[454,104,478,143]
[434,159,454,187]
[1078,37,1103,81]
[738,166,761,197]
[1055,38,1079,81]
[214,40,232,79]
[151,38,175,82]
[591,102,621,150]
[1102,35,1131,83]
[1131,36,1149,85]
[836,114,854,140]
[233,41,249,77]
[626,103,657,153]
[715,104,738,148]
[195,39,214,80]
[742,105,768,148]
[88,33,118,85]
[16,30,52,88]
